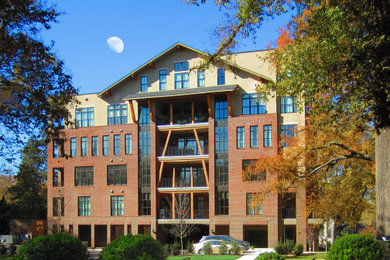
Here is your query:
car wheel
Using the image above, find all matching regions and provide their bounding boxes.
[198,249,204,255]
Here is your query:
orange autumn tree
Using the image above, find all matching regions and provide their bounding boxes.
[242,112,375,228]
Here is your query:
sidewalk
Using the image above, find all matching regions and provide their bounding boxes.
[237,248,275,260]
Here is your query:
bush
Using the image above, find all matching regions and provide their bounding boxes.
[292,243,303,256]
[170,241,180,256]
[186,240,194,254]
[101,234,165,260]
[9,244,17,255]
[274,242,288,255]
[327,234,383,260]
[17,233,88,260]
[285,240,295,254]
[0,245,6,255]
[256,252,285,260]
[219,241,228,255]
[202,242,212,255]
[163,244,170,257]
[229,241,242,255]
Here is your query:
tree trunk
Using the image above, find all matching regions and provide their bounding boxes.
[180,237,184,255]
[376,126,390,236]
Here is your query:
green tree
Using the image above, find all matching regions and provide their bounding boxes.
[187,0,390,235]
[0,0,77,168]
[8,138,47,219]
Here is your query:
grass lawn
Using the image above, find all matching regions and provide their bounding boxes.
[167,255,241,260]
[287,253,327,259]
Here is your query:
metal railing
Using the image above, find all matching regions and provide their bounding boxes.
[158,208,209,219]
[159,145,208,156]
[159,177,207,188]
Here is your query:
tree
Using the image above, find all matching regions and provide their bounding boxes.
[0,0,77,169]
[187,0,390,235]
[8,138,47,219]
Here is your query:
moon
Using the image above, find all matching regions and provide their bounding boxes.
[107,37,124,53]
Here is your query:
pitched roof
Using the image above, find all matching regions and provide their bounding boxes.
[98,42,272,97]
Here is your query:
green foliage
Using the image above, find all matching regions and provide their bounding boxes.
[274,242,288,255]
[0,245,6,255]
[186,240,194,254]
[170,241,180,256]
[101,234,165,260]
[202,242,212,255]
[17,233,88,260]
[327,234,383,260]
[292,243,303,256]
[284,240,294,254]
[219,241,228,255]
[163,244,170,257]
[8,245,16,255]
[229,241,241,255]
[256,252,285,260]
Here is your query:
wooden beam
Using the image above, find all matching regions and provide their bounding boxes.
[128,100,137,123]
[206,94,213,119]
[170,103,173,125]
[162,130,172,157]
[193,129,204,155]
[172,193,175,219]
[202,160,209,187]
[172,168,176,188]
[227,92,232,117]
[147,99,155,123]
[191,192,194,219]
[158,161,165,187]
[191,101,195,123]
[190,167,194,187]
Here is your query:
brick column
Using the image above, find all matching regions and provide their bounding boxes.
[230,222,243,241]
[91,224,95,248]
[268,219,279,248]
[107,224,111,244]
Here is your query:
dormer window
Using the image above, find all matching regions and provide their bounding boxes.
[217,68,225,85]
[198,70,205,87]
[159,70,167,90]
[141,76,148,92]
[174,62,189,89]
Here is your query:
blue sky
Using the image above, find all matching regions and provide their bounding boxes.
[41,0,294,94]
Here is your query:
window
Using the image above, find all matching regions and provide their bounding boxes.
[81,137,87,157]
[197,70,205,87]
[70,138,77,157]
[141,76,148,92]
[103,135,109,155]
[280,97,297,113]
[125,134,132,154]
[246,193,263,215]
[111,196,124,216]
[174,62,189,89]
[215,98,228,121]
[108,104,128,125]
[215,126,228,154]
[91,136,98,156]
[75,107,94,127]
[78,196,90,216]
[53,197,64,216]
[263,125,272,147]
[107,165,127,185]
[53,141,61,158]
[159,70,167,90]
[75,167,93,186]
[139,107,150,126]
[215,158,228,185]
[139,192,151,215]
[282,193,296,218]
[217,68,225,85]
[250,126,258,148]
[53,168,64,187]
[242,159,266,181]
[215,191,228,215]
[280,124,297,147]
[113,135,120,155]
[242,94,266,115]
[237,126,245,149]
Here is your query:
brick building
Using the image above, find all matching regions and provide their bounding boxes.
[47,43,318,248]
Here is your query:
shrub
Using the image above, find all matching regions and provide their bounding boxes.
[292,243,303,256]
[163,244,170,257]
[17,233,88,260]
[219,241,228,255]
[9,244,17,255]
[274,242,288,255]
[202,242,212,255]
[327,234,383,260]
[285,240,295,254]
[101,234,165,260]
[170,241,180,256]
[186,240,194,254]
[256,252,285,260]
[0,245,6,255]
[229,241,242,255]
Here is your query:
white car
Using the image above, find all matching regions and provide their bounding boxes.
[193,239,247,255]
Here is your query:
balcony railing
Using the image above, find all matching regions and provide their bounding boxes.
[282,208,296,218]
[160,177,207,188]
[158,208,209,219]
[159,145,209,157]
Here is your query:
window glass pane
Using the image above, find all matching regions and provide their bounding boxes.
[75,167,94,186]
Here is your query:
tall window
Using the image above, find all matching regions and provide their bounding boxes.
[242,94,266,115]
[280,97,297,113]
[113,135,120,155]
[197,70,205,87]
[139,107,150,126]
[70,138,77,157]
[263,125,272,147]
[53,141,60,158]
[53,168,64,187]
[215,191,228,215]
[75,167,93,186]
[139,193,151,215]
[250,126,258,148]
[159,70,167,90]
[246,193,263,215]
[215,99,228,121]
[215,126,228,153]
[107,165,127,185]
[91,136,98,156]
[103,135,109,155]
[111,196,124,216]
[237,126,245,149]
[215,158,228,185]
[141,76,148,92]
[108,104,128,125]
[217,68,225,85]
[78,196,91,216]
[81,137,88,157]
[125,134,132,154]
[75,107,94,127]
[280,124,297,147]
[174,62,189,89]
[53,197,64,216]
